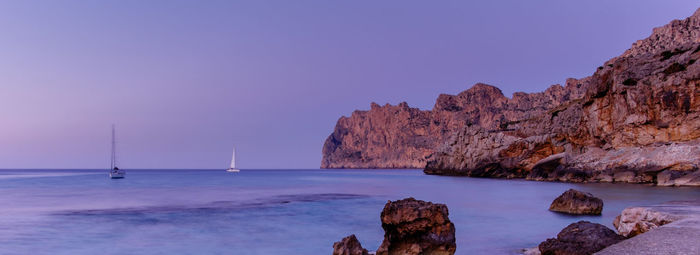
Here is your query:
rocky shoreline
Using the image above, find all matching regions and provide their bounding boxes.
[322,8,700,187]
[423,19,700,185]
[530,198,700,255]
[336,195,700,255]
[595,200,700,254]
[326,6,699,255]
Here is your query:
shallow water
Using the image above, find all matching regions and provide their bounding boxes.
[0,169,698,255]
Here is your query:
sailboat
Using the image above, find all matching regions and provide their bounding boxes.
[226,147,240,173]
[109,125,126,179]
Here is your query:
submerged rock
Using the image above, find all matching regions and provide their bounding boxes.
[613,207,679,237]
[332,235,369,255]
[538,221,624,255]
[549,189,603,215]
[376,198,456,255]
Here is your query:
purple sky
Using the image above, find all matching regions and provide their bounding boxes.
[0,1,697,169]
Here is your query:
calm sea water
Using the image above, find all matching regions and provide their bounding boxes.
[0,169,698,255]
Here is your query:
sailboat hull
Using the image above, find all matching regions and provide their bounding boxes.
[226,168,240,173]
[110,171,126,179]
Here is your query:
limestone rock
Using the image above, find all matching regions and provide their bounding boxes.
[657,167,700,186]
[531,141,700,184]
[376,198,456,255]
[597,201,700,254]
[612,207,679,238]
[322,102,434,169]
[621,8,700,59]
[332,235,369,255]
[322,7,700,186]
[424,9,700,186]
[538,221,624,255]
[549,189,603,215]
[322,81,587,169]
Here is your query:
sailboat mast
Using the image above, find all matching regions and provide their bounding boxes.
[111,125,116,169]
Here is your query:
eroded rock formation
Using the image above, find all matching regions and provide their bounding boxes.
[322,82,587,169]
[613,207,679,238]
[538,221,624,255]
[332,235,369,255]
[332,198,456,255]
[549,189,603,215]
[597,200,700,254]
[323,9,700,183]
[376,198,456,255]
[424,9,700,185]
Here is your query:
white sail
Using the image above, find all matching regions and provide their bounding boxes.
[226,146,240,172]
[230,147,236,169]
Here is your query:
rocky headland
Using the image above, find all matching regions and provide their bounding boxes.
[322,81,587,169]
[323,8,700,186]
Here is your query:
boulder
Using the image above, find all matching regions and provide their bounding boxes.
[613,207,679,237]
[332,235,369,255]
[538,221,624,255]
[376,198,456,255]
[549,189,603,215]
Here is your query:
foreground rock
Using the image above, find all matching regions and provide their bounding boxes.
[549,189,603,215]
[376,198,456,255]
[597,200,700,255]
[538,221,624,255]
[332,235,369,255]
[613,207,678,237]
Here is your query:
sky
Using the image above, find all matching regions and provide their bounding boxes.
[0,1,697,169]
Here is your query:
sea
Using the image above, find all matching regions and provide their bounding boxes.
[0,169,698,255]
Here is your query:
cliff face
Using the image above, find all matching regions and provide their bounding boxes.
[425,9,700,185]
[322,102,434,168]
[321,83,586,168]
[322,8,700,182]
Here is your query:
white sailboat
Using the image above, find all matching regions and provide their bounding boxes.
[226,147,240,172]
[109,125,126,179]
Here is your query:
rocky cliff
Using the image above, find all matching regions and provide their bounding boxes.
[425,9,700,185]
[322,82,587,168]
[322,8,700,184]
